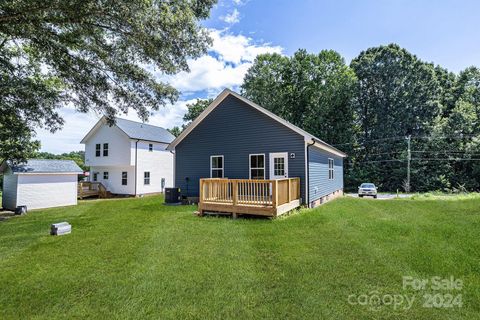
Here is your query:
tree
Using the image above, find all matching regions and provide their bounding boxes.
[168,126,182,138]
[183,98,213,125]
[349,44,443,191]
[167,98,212,136]
[0,0,216,161]
[241,49,357,146]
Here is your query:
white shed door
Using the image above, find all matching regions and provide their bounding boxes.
[269,152,288,179]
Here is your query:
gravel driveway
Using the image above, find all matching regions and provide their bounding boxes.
[346,193,413,199]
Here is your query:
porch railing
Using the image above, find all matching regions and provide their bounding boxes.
[200,178,300,208]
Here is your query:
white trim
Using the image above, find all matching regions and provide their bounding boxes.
[167,88,346,158]
[269,152,289,179]
[328,158,334,180]
[210,155,224,178]
[248,153,266,179]
[14,172,81,175]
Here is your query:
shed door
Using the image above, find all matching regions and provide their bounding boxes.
[269,152,288,179]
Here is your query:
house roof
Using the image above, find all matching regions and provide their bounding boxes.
[167,89,347,157]
[80,117,175,144]
[0,159,83,174]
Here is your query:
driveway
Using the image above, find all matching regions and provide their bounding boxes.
[346,193,413,199]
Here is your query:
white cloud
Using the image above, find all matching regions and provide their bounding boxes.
[232,0,246,5]
[165,29,283,92]
[222,8,240,24]
[38,29,283,153]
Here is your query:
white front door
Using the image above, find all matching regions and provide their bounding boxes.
[269,152,288,179]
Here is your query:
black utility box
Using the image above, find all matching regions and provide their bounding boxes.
[165,188,181,203]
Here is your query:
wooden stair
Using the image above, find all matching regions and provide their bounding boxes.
[78,182,108,199]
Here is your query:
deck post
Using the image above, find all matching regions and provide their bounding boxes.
[199,179,204,215]
[288,178,291,203]
[272,180,278,209]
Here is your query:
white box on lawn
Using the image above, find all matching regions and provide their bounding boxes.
[51,222,72,236]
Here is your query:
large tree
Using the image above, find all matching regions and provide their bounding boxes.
[241,49,357,146]
[0,0,216,161]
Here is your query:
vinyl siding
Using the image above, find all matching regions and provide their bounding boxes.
[308,145,344,204]
[175,95,306,201]
[135,141,173,194]
[90,166,135,195]
[84,124,132,167]
[16,174,78,210]
[2,168,17,210]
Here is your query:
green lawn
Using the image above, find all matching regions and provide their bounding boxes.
[0,196,479,319]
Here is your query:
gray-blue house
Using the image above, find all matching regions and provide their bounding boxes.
[168,89,346,209]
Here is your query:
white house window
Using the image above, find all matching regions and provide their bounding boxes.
[149,144,153,152]
[210,155,224,178]
[93,172,98,182]
[249,154,265,179]
[103,171,109,180]
[328,158,334,180]
[144,172,150,185]
[95,144,101,157]
[103,143,109,157]
[122,172,128,185]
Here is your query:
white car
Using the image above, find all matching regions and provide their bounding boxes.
[358,183,377,198]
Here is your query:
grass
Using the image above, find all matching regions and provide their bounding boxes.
[0,196,479,319]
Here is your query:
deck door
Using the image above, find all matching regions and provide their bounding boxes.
[269,152,288,179]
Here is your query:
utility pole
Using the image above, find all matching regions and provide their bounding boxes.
[406,135,411,192]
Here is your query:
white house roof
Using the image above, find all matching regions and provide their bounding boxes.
[167,89,347,157]
[0,159,83,174]
[81,117,175,144]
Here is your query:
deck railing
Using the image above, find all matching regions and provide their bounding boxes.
[78,181,107,199]
[200,177,300,210]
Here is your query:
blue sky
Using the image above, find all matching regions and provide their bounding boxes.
[38,0,480,153]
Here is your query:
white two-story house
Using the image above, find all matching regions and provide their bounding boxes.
[81,117,175,196]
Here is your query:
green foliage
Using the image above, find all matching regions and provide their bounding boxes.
[168,98,213,136]
[0,0,216,161]
[242,49,357,146]
[0,196,479,318]
[242,44,480,192]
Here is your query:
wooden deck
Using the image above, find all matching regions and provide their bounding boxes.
[78,182,108,199]
[199,178,301,217]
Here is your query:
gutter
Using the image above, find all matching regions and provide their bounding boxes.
[306,138,316,207]
[134,139,140,196]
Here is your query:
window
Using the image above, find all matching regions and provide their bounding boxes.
[93,172,98,182]
[274,157,285,176]
[328,158,334,180]
[122,172,128,185]
[95,144,101,157]
[210,155,224,178]
[103,171,109,180]
[149,143,153,152]
[144,172,150,185]
[103,143,109,156]
[249,154,265,179]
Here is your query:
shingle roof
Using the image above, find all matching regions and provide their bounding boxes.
[5,159,83,174]
[115,118,175,143]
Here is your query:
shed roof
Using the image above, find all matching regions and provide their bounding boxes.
[0,159,83,174]
[81,117,175,144]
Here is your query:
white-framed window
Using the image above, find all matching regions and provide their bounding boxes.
[122,172,128,185]
[103,171,109,180]
[103,143,109,157]
[144,172,150,185]
[249,154,265,179]
[95,144,101,157]
[328,158,334,180]
[210,155,224,178]
[93,172,98,182]
[149,143,153,152]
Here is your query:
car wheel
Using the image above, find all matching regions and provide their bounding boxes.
[374,195,377,199]
[359,195,363,198]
